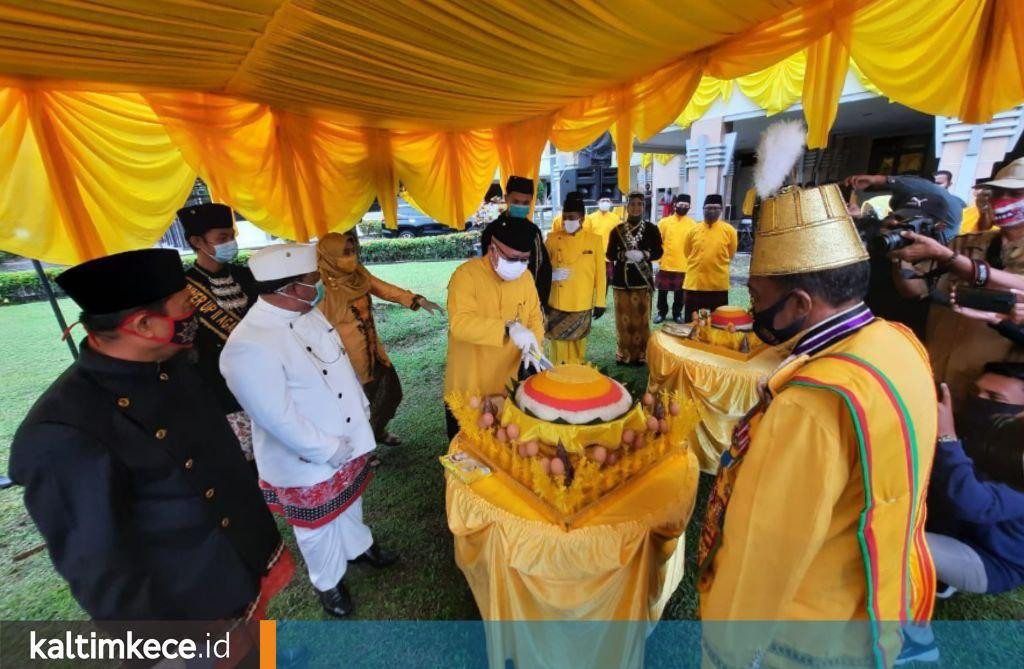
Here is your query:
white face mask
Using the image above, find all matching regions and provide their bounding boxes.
[494,255,529,281]
[598,201,612,212]
[563,218,582,234]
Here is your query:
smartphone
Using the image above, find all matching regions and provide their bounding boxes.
[956,287,1017,314]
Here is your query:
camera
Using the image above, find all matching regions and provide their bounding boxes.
[868,215,942,255]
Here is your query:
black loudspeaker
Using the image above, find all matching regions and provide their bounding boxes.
[560,166,621,205]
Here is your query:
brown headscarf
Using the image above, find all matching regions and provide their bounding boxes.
[317,231,371,323]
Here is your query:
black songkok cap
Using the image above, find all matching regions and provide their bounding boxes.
[563,191,585,215]
[505,175,535,197]
[704,194,724,206]
[177,203,234,238]
[490,216,537,253]
[674,194,691,204]
[56,249,185,315]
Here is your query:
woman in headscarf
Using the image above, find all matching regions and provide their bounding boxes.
[317,231,443,445]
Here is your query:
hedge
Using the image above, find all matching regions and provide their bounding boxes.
[0,231,480,306]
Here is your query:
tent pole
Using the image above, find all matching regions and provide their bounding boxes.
[32,260,78,360]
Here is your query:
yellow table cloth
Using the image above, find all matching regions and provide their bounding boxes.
[646,330,784,473]
[445,435,700,668]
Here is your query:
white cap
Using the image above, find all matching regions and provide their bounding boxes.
[249,243,317,281]
[980,158,1024,190]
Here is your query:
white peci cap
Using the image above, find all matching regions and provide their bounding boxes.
[248,243,317,281]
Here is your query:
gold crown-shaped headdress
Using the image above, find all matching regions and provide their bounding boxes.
[750,183,868,277]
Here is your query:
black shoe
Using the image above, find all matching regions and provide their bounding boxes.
[653,313,665,324]
[316,581,354,618]
[673,315,685,324]
[352,543,399,568]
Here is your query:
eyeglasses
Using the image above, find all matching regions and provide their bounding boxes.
[494,246,529,264]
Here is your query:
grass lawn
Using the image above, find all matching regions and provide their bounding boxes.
[1,254,1021,621]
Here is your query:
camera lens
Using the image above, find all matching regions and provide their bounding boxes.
[868,231,910,255]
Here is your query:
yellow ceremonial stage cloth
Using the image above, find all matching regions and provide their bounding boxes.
[445,435,699,667]
[646,330,783,473]
[446,436,699,618]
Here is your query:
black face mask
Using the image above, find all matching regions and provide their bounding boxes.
[675,205,689,216]
[752,292,806,346]
[956,395,1024,447]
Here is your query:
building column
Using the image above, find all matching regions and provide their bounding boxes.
[936,105,1024,201]
[684,116,737,220]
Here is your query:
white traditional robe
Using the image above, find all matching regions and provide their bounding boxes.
[221,298,376,589]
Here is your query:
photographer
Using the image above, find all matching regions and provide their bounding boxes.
[846,172,965,236]
[884,159,1024,402]
[846,183,957,341]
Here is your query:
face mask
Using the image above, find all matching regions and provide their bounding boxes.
[956,395,1024,446]
[990,195,1024,227]
[118,309,198,348]
[338,255,358,273]
[207,240,238,263]
[282,280,325,307]
[509,204,531,218]
[627,214,642,223]
[705,209,721,223]
[494,255,529,281]
[752,292,805,345]
[598,201,612,212]
[563,218,582,234]
[675,205,689,216]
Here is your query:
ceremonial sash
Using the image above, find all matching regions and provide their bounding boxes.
[186,276,245,341]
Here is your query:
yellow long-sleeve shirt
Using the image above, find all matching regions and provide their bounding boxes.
[700,319,937,666]
[545,229,606,312]
[586,210,622,255]
[657,214,697,273]
[444,256,545,396]
[682,220,738,291]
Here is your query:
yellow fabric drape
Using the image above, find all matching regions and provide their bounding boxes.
[2,1,1024,264]
[646,331,785,472]
[0,87,195,264]
[641,153,675,168]
[446,434,700,632]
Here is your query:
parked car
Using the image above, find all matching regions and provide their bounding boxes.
[364,202,449,239]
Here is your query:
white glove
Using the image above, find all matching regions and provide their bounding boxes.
[327,436,354,468]
[507,321,539,355]
[625,249,645,262]
[521,350,543,374]
[551,267,570,282]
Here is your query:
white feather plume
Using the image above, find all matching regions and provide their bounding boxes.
[754,120,807,199]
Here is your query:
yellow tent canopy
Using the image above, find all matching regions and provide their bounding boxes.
[0,0,1022,264]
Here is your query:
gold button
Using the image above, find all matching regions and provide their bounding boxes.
[220,517,231,528]
[159,372,169,381]
[117,397,130,408]
[184,458,194,470]
[205,488,215,499]
[155,429,167,440]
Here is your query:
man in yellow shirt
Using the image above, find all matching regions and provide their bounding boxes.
[588,197,623,280]
[698,184,937,668]
[444,216,545,439]
[655,194,695,324]
[544,191,607,364]
[682,194,737,321]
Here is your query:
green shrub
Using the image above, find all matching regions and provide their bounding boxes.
[0,267,64,305]
[0,233,480,306]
